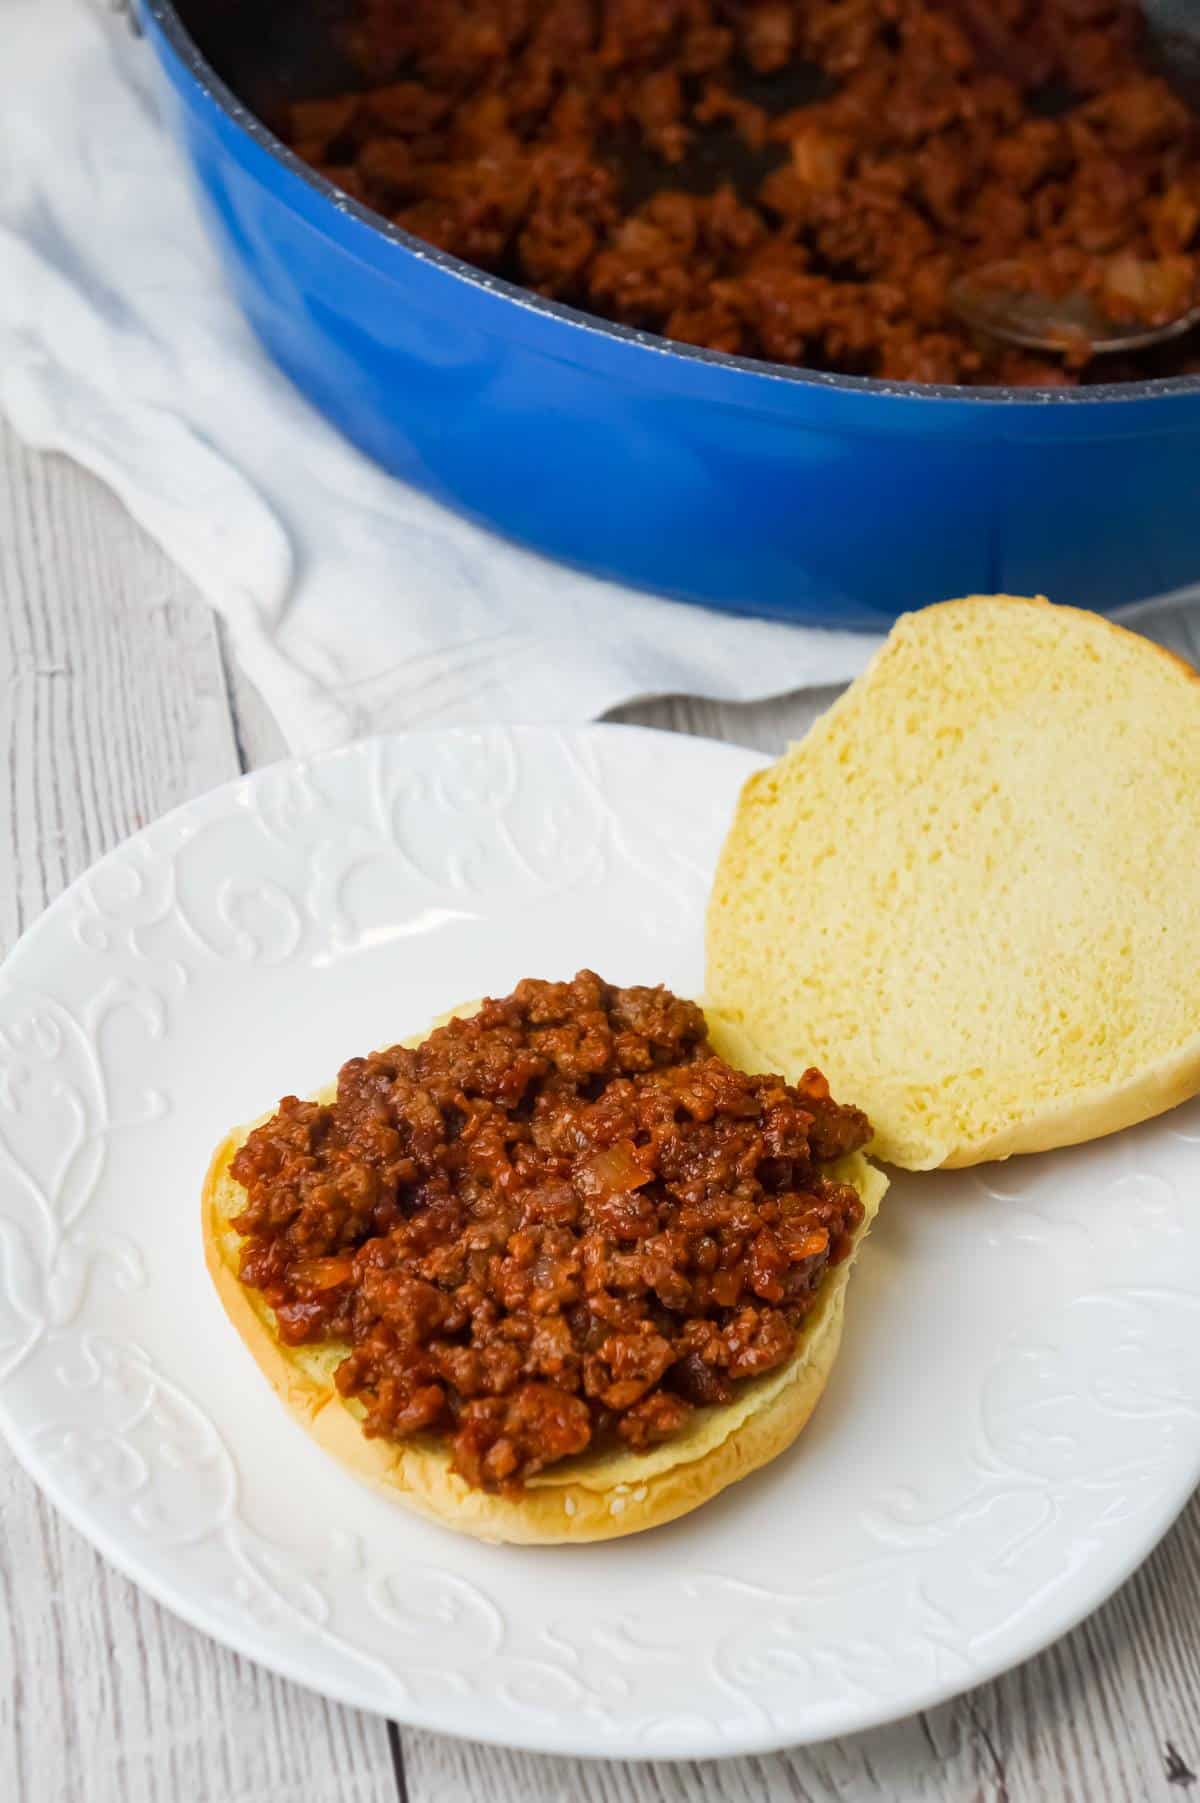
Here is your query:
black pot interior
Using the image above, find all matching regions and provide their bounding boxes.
[170,0,362,127]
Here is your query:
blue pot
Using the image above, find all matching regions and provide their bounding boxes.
[140,0,1200,628]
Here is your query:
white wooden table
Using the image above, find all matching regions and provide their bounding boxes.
[3,417,1200,1802]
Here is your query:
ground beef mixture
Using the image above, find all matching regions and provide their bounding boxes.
[230,972,870,1491]
[277,0,1200,384]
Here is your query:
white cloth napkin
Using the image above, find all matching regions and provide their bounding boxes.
[0,0,884,755]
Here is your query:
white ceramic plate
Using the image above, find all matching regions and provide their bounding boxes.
[1,724,1198,1760]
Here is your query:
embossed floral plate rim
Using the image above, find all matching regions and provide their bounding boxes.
[1,723,1199,1761]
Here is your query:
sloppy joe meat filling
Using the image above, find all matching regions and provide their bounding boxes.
[230,971,870,1492]
[277,0,1200,386]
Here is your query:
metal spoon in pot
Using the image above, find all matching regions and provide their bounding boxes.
[949,264,1200,358]
[949,0,1200,358]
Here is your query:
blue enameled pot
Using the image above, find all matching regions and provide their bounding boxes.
[140,0,1200,627]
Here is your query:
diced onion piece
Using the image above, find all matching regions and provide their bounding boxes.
[576,1139,654,1197]
[292,1256,355,1291]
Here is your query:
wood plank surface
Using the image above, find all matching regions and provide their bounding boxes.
[2,418,1200,1802]
[0,423,398,1803]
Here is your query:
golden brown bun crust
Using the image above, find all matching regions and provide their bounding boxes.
[202,1006,886,1544]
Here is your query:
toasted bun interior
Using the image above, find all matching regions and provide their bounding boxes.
[203,1005,886,1543]
[707,595,1200,1170]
